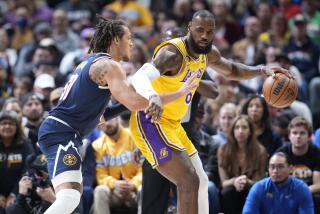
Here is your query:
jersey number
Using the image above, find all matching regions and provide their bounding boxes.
[60,74,79,101]
[185,92,192,104]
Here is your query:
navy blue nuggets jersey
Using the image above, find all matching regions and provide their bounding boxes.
[50,53,111,137]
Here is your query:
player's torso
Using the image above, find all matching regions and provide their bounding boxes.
[50,53,112,136]
[152,38,207,121]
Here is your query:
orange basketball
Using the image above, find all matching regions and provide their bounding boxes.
[262,72,298,108]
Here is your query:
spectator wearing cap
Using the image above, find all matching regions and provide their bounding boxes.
[284,14,320,84]
[59,28,94,76]
[52,9,80,54]
[33,73,56,111]
[21,93,45,153]
[0,110,34,213]
[14,21,52,78]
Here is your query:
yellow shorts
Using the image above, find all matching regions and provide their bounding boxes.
[129,111,197,168]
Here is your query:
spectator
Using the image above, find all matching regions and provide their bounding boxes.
[49,87,63,109]
[212,102,237,145]
[259,13,290,48]
[21,93,45,153]
[11,7,33,50]
[273,0,301,20]
[6,154,55,214]
[243,152,314,214]
[211,0,242,56]
[12,77,33,102]
[241,94,283,156]
[14,21,52,78]
[59,27,94,76]
[218,115,267,214]
[33,74,56,111]
[2,97,23,118]
[57,0,97,33]
[277,116,320,213]
[92,117,142,214]
[105,0,154,38]
[0,28,17,67]
[284,14,320,84]
[300,0,320,46]
[52,9,80,54]
[0,110,34,213]
[256,2,272,33]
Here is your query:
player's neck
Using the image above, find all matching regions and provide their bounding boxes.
[184,38,200,59]
[109,47,121,62]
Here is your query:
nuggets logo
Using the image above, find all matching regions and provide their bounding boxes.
[63,154,77,166]
[160,148,168,159]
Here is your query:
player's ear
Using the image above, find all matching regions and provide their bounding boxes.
[114,37,120,45]
[187,21,192,32]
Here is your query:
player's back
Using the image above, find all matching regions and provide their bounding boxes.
[50,53,111,136]
[152,38,207,121]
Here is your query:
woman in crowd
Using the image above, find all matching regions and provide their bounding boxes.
[218,115,267,214]
[0,110,34,213]
[241,94,283,156]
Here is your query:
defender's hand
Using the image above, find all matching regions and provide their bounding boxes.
[145,94,163,123]
[178,71,199,95]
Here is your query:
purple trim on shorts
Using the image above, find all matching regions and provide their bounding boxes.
[138,111,172,165]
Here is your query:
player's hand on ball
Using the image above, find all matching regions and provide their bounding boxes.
[145,94,163,123]
[261,66,295,79]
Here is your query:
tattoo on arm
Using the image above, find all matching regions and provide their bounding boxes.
[89,60,110,86]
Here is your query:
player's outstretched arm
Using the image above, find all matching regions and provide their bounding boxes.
[89,59,149,111]
[207,46,287,80]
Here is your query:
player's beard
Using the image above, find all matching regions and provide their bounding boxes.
[105,124,119,136]
[188,35,212,54]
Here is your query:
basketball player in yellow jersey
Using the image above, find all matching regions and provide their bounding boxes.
[130,10,290,214]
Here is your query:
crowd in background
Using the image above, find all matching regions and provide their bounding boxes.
[0,0,320,213]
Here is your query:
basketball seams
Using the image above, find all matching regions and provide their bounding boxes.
[271,76,290,106]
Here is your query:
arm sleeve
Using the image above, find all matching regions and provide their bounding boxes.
[242,182,262,214]
[103,103,129,121]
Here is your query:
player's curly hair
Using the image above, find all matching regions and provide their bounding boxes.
[88,16,127,54]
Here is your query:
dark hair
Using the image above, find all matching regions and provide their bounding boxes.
[220,115,266,178]
[241,94,271,131]
[0,110,24,145]
[192,10,215,21]
[271,152,291,165]
[88,16,127,54]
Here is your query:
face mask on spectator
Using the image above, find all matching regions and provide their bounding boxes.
[16,18,28,29]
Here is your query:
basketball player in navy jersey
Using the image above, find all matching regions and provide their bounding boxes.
[38,18,198,214]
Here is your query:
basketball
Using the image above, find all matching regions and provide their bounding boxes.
[262,72,298,108]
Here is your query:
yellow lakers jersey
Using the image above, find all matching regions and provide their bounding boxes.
[152,38,207,121]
